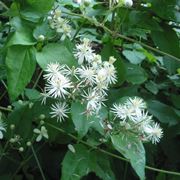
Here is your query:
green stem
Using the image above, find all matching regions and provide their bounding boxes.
[63,11,180,62]
[0,1,9,10]
[31,145,46,180]
[0,141,9,161]
[123,162,128,180]
[1,80,7,90]
[72,19,86,41]
[11,143,45,179]
[33,70,43,89]
[46,122,180,177]
[0,106,12,112]
[0,91,7,101]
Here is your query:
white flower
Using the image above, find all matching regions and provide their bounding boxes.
[103,65,117,84]
[132,110,152,123]
[46,73,73,98]
[75,0,82,4]
[94,81,108,95]
[125,97,147,115]
[82,89,105,114]
[77,66,96,85]
[74,38,95,64]
[111,103,136,121]
[62,65,79,79]
[33,126,49,142]
[92,54,102,65]
[44,62,64,81]
[124,0,133,7]
[40,88,50,105]
[96,68,107,82]
[48,9,72,40]
[50,102,69,122]
[75,0,91,5]
[144,123,163,144]
[0,120,6,139]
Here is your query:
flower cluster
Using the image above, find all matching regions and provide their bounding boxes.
[42,38,117,121]
[48,9,71,40]
[111,97,163,144]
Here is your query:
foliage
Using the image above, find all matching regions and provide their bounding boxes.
[0,0,180,180]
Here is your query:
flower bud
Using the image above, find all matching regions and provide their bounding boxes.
[10,124,15,130]
[26,141,32,147]
[84,0,91,6]
[29,102,34,109]
[39,114,46,120]
[55,10,61,17]
[10,138,15,143]
[38,35,45,42]
[19,147,24,152]
[177,68,180,75]
[40,120,45,125]
[18,100,23,105]
[124,0,133,7]
[7,105,12,110]
[68,144,76,153]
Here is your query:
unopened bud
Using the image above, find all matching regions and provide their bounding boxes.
[19,147,24,152]
[10,138,15,143]
[38,35,45,42]
[7,105,12,110]
[10,124,15,130]
[124,0,133,7]
[84,0,91,6]
[109,56,116,64]
[68,144,76,153]
[39,114,46,120]
[26,141,32,147]
[40,120,45,125]
[18,100,23,105]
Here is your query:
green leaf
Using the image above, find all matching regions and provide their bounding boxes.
[122,50,146,64]
[108,86,138,106]
[36,43,78,69]
[19,0,55,22]
[25,88,41,100]
[171,95,180,109]
[129,11,162,31]
[6,102,33,140]
[151,25,180,58]
[163,56,180,75]
[145,81,159,95]
[147,100,179,125]
[71,102,106,137]
[150,0,180,23]
[61,144,116,180]
[125,63,147,84]
[6,46,36,100]
[111,133,145,180]
[6,17,36,47]
[33,21,56,40]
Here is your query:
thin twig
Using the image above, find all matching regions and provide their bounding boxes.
[31,145,46,180]
[11,143,45,179]
[33,70,43,89]
[63,11,180,62]
[0,106,12,112]
[46,122,180,177]
[0,1,9,10]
